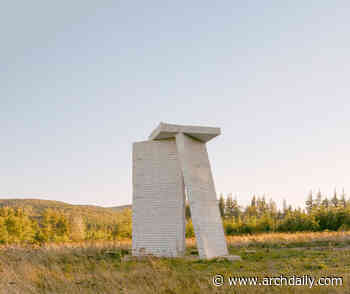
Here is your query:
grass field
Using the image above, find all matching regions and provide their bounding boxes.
[1,232,350,294]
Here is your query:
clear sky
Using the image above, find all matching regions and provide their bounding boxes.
[1,1,349,208]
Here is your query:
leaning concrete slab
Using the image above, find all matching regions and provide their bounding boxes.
[175,133,228,259]
[132,139,186,257]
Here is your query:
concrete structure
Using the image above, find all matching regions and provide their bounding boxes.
[132,139,186,257]
[132,122,228,259]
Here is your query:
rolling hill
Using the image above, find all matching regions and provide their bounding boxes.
[0,198,131,226]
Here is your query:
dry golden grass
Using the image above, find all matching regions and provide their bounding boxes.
[0,232,350,294]
[185,231,350,249]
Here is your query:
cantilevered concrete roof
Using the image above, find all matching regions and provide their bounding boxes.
[149,122,221,143]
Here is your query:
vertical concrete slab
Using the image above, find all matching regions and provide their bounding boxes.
[175,133,228,259]
[132,139,186,257]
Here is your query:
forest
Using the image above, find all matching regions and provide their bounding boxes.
[1,190,350,245]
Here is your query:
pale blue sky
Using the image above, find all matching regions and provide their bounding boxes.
[1,1,349,208]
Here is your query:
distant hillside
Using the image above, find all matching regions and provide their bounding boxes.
[109,204,132,211]
[0,199,130,226]
[0,198,133,244]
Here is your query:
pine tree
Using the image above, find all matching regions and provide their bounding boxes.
[218,194,225,217]
[340,188,346,208]
[305,191,314,214]
[321,197,329,208]
[232,196,241,220]
[185,201,191,220]
[331,189,339,208]
[245,195,258,217]
[282,199,288,216]
[268,198,277,217]
[251,195,257,208]
[315,190,322,208]
[225,194,234,219]
[261,195,267,215]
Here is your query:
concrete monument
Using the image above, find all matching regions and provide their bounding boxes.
[132,122,229,259]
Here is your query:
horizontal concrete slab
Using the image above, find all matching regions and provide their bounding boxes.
[149,122,221,143]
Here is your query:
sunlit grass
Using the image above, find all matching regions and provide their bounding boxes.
[0,231,350,294]
[186,231,350,248]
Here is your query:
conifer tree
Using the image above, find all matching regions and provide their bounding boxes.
[185,201,191,220]
[218,194,225,217]
[282,199,288,216]
[331,189,339,208]
[340,188,346,208]
[305,191,314,214]
[315,190,322,208]
[225,194,234,219]
[232,196,240,220]
[321,197,329,209]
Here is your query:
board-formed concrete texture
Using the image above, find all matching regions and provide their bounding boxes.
[132,139,186,257]
[132,122,228,259]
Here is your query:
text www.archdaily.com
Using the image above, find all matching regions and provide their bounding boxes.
[212,274,343,288]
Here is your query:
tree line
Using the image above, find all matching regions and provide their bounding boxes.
[186,189,350,237]
[1,190,350,244]
[211,189,350,236]
[0,207,131,245]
